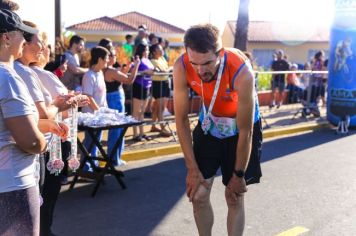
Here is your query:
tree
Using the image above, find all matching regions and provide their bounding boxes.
[234,0,250,51]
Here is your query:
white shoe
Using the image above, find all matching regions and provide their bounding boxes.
[163,108,172,117]
[117,159,127,166]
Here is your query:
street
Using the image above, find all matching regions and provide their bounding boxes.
[53,129,356,236]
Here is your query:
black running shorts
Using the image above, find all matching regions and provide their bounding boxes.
[192,119,262,186]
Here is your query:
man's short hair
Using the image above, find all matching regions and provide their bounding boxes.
[89,46,109,67]
[98,38,113,49]
[125,34,133,41]
[184,23,221,53]
[69,35,84,48]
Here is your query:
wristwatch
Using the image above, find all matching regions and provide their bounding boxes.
[233,169,245,178]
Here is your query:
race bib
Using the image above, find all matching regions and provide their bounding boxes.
[209,114,238,139]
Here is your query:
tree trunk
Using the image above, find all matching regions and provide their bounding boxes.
[234,0,250,51]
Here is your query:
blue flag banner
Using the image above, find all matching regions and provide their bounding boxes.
[327,0,356,126]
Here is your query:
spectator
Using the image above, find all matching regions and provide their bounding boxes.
[307,50,325,116]
[158,37,170,62]
[81,46,109,170]
[15,21,80,236]
[98,39,140,165]
[31,31,89,236]
[149,43,172,137]
[131,43,154,141]
[0,9,47,235]
[123,34,134,59]
[286,63,303,103]
[270,49,289,108]
[134,24,148,51]
[148,33,158,45]
[60,35,88,91]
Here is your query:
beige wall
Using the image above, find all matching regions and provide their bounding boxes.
[78,34,126,43]
[247,42,329,64]
[222,24,235,48]
[222,26,329,65]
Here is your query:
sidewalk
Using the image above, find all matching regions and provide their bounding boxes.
[81,104,331,162]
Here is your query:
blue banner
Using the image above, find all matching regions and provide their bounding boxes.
[327,1,356,126]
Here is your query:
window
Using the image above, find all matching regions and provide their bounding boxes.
[252,49,275,69]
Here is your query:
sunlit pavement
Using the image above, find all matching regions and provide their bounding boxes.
[53,128,356,236]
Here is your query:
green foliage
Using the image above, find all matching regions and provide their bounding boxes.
[256,67,272,91]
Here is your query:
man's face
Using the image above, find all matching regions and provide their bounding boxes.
[276,51,283,60]
[75,40,85,54]
[187,48,220,82]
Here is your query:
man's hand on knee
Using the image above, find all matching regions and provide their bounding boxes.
[186,169,209,202]
[226,175,247,201]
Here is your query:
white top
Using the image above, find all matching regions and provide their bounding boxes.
[31,66,68,98]
[14,61,52,106]
[0,63,39,193]
[81,69,107,113]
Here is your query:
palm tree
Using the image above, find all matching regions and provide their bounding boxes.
[234,0,250,51]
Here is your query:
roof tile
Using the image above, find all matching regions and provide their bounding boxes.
[66,11,185,34]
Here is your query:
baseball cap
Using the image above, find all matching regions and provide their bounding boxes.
[276,49,284,55]
[138,24,147,31]
[0,9,38,34]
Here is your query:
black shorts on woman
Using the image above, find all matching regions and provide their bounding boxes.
[193,119,262,186]
[152,80,170,99]
[132,82,151,100]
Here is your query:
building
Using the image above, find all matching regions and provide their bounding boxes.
[66,11,185,48]
[222,21,330,68]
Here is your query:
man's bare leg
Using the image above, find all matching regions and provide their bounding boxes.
[225,188,245,236]
[277,89,283,107]
[269,87,276,107]
[192,177,214,236]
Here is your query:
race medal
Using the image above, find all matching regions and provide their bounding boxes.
[200,54,225,136]
[201,115,211,135]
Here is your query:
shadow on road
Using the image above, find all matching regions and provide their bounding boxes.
[53,157,187,236]
[261,129,356,163]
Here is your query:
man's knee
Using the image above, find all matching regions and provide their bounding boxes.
[225,191,244,208]
[192,190,210,207]
[192,181,213,208]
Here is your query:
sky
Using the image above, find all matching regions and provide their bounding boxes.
[14,0,335,44]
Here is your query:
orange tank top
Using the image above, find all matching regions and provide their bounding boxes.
[182,48,248,117]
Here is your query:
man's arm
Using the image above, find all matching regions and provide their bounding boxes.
[173,57,208,201]
[234,65,255,172]
[173,59,196,170]
[67,63,88,75]
[226,64,255,198]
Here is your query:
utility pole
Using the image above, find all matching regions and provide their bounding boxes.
[55,0,61,39]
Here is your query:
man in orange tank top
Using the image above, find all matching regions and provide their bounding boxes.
[173,23,262,236]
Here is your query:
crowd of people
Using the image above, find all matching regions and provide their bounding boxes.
[268,49,328,117]
[0,2,174,235]
[0,1,332,236]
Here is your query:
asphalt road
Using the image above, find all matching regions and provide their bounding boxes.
[53,129,356,236]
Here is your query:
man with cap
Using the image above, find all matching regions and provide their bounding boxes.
[134,24,149,50]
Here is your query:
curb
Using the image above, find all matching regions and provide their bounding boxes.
[121,121,330,162]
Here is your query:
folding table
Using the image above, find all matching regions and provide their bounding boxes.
[69,121,143,197]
